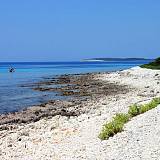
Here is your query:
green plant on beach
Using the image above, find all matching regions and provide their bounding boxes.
[99,113,130,140]
[99,121,122,140]
[128,104,140,117]
[99,97,160,140]
[113,113,130,123]
[139,98,160,114]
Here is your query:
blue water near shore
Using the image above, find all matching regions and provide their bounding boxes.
[0,60,151,114]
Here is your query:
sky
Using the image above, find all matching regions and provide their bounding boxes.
[0,0,160,62]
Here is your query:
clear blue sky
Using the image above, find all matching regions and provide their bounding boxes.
[0,0,159,61]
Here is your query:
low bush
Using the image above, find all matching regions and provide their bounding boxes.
[99,97,160,140]
[113,113,130,123]
[98,121,123,140]
[141,57,160,70]
[128,104,140,117]
[139,98,160,114]
[99,113,130,140]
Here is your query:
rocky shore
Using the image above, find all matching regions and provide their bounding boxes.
[1,66,160,160]
[0,72,129,128]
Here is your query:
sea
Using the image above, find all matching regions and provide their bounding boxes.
[0,60,152,114]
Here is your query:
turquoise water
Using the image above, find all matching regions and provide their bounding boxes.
[0,60,151,113]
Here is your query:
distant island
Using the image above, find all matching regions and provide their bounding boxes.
[82,58,153,62]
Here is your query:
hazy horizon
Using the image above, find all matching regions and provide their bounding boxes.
[0,57,154,63]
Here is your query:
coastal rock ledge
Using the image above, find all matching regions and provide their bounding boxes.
[1,66,160,160]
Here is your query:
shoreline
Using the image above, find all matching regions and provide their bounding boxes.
[1,66,160,159]
[0,70,130,128]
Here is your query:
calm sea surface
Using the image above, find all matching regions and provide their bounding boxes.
[0,60,151,113]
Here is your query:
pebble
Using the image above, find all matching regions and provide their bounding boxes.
[1,67,160,159]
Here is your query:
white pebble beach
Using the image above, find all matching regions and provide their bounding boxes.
[1,66,160,160]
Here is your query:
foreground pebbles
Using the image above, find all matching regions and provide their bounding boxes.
[1,67,160,160]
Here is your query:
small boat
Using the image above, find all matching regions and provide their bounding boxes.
[9,67,15,73]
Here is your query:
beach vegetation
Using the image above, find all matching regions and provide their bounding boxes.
[99,97,160,140]
[128,104,140,117]
[141,57,160,69]
[139,98,160,114]
[99,113,130,140]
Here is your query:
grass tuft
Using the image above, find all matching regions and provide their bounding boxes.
[128,104,140,117]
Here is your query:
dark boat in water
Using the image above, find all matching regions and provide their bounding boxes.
[9,67,15,73]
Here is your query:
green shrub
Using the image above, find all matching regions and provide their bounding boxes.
[141,57,160,70]
[99,121,124,140]
[99,113,129,140]
[113,113,130,123]
[99,128,109,140]
[152,97,160,105]
[139,104,150,114]
[139,98,160,114]
[128,104,140,117]
[99,97,160,140]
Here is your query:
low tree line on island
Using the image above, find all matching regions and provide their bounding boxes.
[141,57,160,69]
